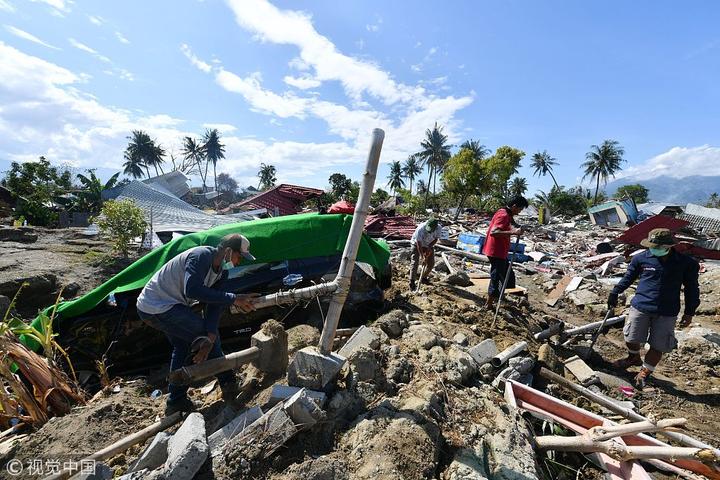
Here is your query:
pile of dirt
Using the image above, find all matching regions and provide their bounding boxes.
[2,380,163,479]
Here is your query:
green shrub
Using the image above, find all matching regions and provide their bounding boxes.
[96,199,147,256]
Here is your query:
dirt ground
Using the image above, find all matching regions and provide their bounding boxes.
[0,232,718,479]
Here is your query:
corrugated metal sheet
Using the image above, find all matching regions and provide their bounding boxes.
[684,203,720,220]
[223,184,324,216]
[142,171,191,199]
[112,180,250,232]
[678,213,720,234]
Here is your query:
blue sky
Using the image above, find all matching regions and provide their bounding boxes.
[1,0,719,198]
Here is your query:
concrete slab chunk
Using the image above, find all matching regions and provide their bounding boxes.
[208,406,263,457]
[165,412,208,480]
[287,346,346,390]
[251,323,289,376]
[468,339,498,367]
[225,403,297,460]
[128,431,170,473]
[283,388,326,429]
[564,355,600,386]
[269,384,327,408]
[337,325,380,357]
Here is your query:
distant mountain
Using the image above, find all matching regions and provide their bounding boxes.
[605,175,720,204]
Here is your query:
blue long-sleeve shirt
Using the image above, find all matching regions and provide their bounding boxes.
[137,246,236,334]
[612,250,700,316]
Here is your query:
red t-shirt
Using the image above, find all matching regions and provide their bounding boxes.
[482,207,512,258]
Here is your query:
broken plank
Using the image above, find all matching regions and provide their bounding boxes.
[565,276,583,293]
[545,275,573,307]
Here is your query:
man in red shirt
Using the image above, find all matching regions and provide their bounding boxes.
[482,196,528,309]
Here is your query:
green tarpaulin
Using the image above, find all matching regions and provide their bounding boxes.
[23,213,390,350]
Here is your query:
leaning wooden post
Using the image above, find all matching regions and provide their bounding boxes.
[317,128,384,355]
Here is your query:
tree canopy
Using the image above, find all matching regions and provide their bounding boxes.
[582,140,625,205]
[615,183,649,204]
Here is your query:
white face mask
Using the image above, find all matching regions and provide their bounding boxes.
[221,250,235,270]
[649,247,670,257]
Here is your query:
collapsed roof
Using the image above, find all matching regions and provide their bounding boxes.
[102,180,250,232]
[221,184,324,216]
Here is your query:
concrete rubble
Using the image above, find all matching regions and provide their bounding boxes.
[4,207,720,480]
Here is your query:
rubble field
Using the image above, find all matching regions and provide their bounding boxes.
[0,220,718,479]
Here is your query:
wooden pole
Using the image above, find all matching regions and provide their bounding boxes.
[435,244,489,263]
[318,128,384,355]
[535,435,718,464]
[43,412,183,480]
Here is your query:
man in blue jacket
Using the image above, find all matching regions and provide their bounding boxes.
[608,228,700,388]
[137,234,258,415]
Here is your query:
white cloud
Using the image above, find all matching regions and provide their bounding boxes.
[68,38,111,63]
[0,0,15,12]
[87,15,104,26]
[29,0,70,14]
[203,123,237,133]
[225,0,426,105]
[366,24,379,32]
[180,43,211,72]
[0,41,370,187]
[115,31,130,44]
[618,145,720,180]
[215,69,309,118]
[4,25,60,50]
[0,41,181,170]
[283,75,321,89]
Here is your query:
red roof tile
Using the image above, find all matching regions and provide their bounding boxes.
[223,184,324,216]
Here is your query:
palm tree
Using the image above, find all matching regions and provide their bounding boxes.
[415,179,428,196]
[530,150,560,189]
[122,150,144,179]
[258,163,277,190]
[415,123,451,207]
[124,130,156,178]
[402,155,422,195]
[460,139,490,160]
[203,129,225,193]
[582,140,626,205]
[508,177,528,198]
[182,136,207,192]
[147,143,166,177]
[386,161,405,195]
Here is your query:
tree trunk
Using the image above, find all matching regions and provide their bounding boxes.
[144,165,151,179]
[549,171,560,190]
[213,162,217,193]
[409,175,413,195]
[453,194,468,221]
[204,160,210,193]
[423,166,433,208]
[594,175,600,204]
[153,164,159,177]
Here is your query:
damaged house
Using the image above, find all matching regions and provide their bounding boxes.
[587,198,638,227]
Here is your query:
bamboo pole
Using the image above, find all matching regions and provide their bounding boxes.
[435,244,489,263]
[587,418,687,442]
[563,316,625,337]
[43,412,183,480]
[538,368,720,455]
[318,128,384,355]
[535,435,719,465]
[167,346,260,385]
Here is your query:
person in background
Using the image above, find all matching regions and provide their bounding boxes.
[482,196,528,309]
[136,233,258,415]
[409,218,442,291]
[608,228,699,388]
